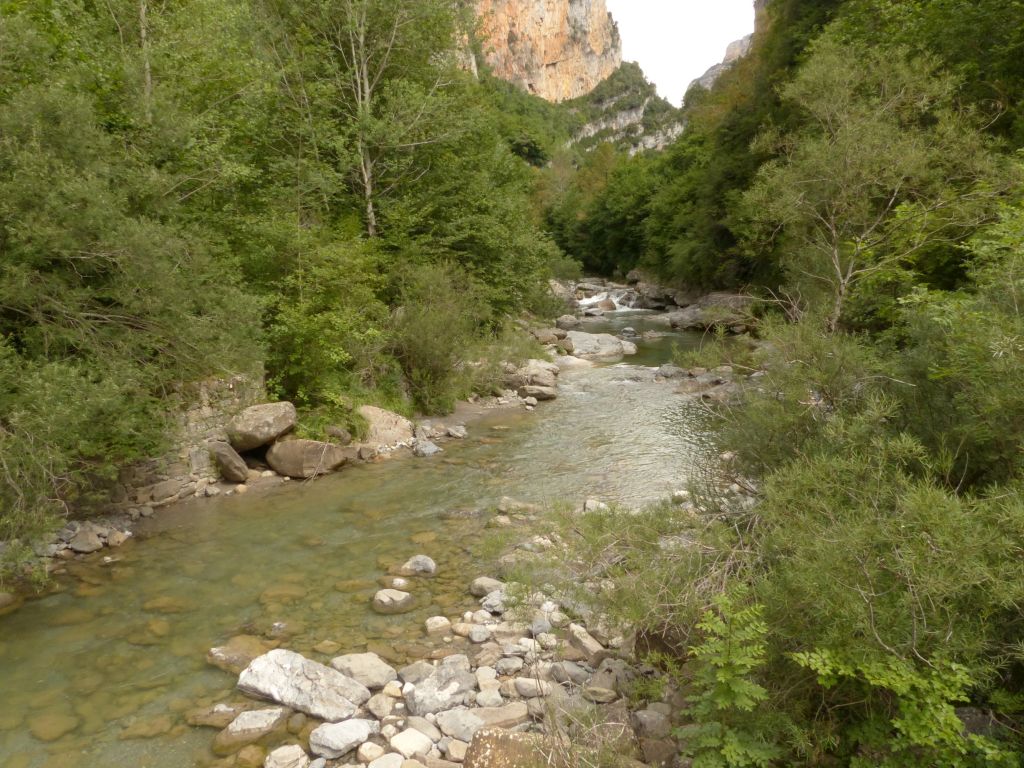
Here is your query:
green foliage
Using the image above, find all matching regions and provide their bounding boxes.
[837,0,1024,145]
[547,148,660,276]
[794,651,1016,767]
[0,0,562,560]
[679,592,782,768]
[743,34,1008,331]
[477,74,576,166]
[717,316,887,477]
[639,0,847,289]
[895,203,1024,487]
[539,3,1024,765]
[389,263,493,414]
[266,239,394,415]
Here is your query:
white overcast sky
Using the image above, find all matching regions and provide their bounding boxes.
[605,0,756,105]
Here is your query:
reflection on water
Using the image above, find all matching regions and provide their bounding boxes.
[0,323,711,768]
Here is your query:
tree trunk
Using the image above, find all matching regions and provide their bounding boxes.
[828,281,846,334]
[139,0,153,123]
[359,143,377,237]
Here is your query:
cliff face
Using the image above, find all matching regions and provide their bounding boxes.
[689,34,753,93]
[475,0,623,102]
[566,62,685,155]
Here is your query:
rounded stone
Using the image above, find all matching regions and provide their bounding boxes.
[424,616,452,636]
[372,590,415,615]
[398,555,437,577]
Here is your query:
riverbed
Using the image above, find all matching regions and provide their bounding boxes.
[0,314,712,768]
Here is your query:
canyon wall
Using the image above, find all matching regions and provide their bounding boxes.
[475,0,622,102]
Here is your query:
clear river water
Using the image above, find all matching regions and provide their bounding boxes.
[0,313,712,768]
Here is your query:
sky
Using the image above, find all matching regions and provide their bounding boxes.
[605,0,756,106]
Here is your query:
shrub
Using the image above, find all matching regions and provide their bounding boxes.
[678,592,782,768]
[389,262,493,414]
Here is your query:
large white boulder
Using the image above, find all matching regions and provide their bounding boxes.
[565,332,636,361]
[238,649,370,722]
[357,406,415,450]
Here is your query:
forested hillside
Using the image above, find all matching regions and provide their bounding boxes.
[0,0,569,551]
[539,1,1024,765]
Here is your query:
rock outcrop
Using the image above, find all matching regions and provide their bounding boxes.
[689,34,753,94]
[567,63,685,155]
[475,0,622,102]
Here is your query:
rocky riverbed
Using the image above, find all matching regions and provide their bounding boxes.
[190,558,677,768]
[0,283,753,768]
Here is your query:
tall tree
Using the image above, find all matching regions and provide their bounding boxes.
[300,0,464,237]
[744,36,1009,332]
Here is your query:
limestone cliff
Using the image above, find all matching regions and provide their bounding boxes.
[566,62,684,155]
[689,34,753,94]
[475,0,622,102]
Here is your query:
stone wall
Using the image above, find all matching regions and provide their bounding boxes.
[117,375,265,508]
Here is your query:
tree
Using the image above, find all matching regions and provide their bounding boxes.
[744,36,1009,332]
[295,0,465,237]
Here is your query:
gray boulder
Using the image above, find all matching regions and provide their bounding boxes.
[372,589,415,615]
[518,385,557,401]
[399,555,438,577]
[357,406,414,449]
[469,577,504,598]
[237,649,370,722]
[435,708,485,743]
[413,440,442,458]
[208,441,249,483]
[566,332,635,361]
[330,652,398,690]
[309,719,379,759]
[69,528,104,554]
[633,708,672,740]
[406,655,477,716]
[656,364,687,380]
[266,440,352,479]
[480,589,507,615]
[399,660,436,685]
[227,402,297,451]
[503,359,559,390]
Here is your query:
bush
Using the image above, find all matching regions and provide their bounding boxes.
[389,262,494,414]
[895,204,1024,488]
[266,239,395,417]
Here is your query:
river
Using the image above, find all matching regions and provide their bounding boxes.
[0,312,713,768]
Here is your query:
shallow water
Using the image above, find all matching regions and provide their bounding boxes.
[0,321,711,768]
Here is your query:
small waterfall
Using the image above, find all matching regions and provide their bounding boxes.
[575,286,641,311]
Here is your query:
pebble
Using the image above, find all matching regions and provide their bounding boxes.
[468,625,492,644]
[358,742,386,763]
